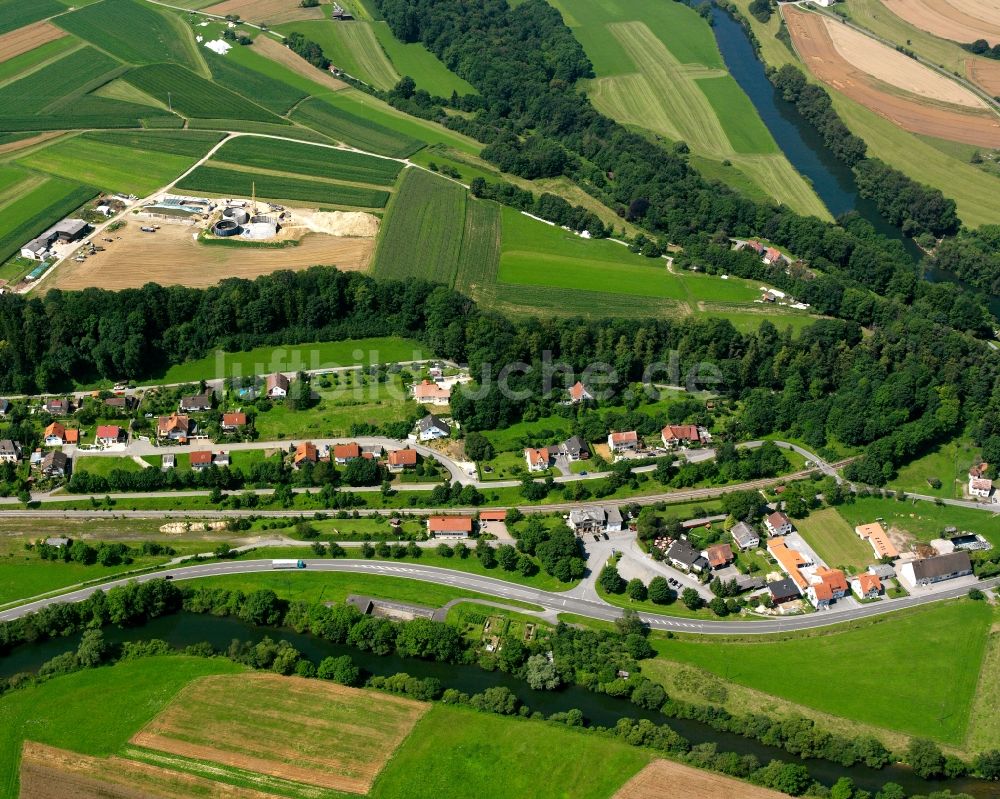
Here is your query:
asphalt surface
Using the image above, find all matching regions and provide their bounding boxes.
[2,559,994,634]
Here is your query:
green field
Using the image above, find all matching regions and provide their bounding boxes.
[17,135,210,196]
[372,168,467,280]
[888,436,979,499]
[73,456,143,478]
[836,495,1000,546]
[553,0,828,218]
[0,37,78,85]
[292,96,424,158]
[123,63,279,123]
[0,0,63,35]
[370,705,649,799]
[656,601,992,743]
[204,49,306,116]
[55,0,204,71]
[137,336,426,385]
[794,507,874,571]
[453,198,502,299]
[210,136,402,186]
[0,46,121,116]
[80,129,224,157]
[0,177,96,264]
[369,20,476,97]
[176,164,389,208]
[283,19,400,91]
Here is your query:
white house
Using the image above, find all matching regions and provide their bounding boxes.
[417,414,450,442]
[969,475,993,498]
[899,552,973,588]
[265,373,290,398]
[764,511,794,537]
[608,430,638,452]
[567,382,593,404]
[412,380,451,406]
[524,447,550,472]
[729,521,760,551]
[0,439,20,464]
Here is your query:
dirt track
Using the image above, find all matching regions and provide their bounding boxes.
[883,0,1000,46]
[785,7,1000,147]
[47,219,374,291]
[253,35,347,94]
[0,21,64,62]
[613,760,793,799]
[205,0,325,25]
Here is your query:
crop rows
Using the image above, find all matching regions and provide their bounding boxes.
[0,180,97,264]
[82,130,225,158]
[213,137,402,187]
[372,169,466,281]
[123,64,280,123]
[292,98,423,159]
[453,198,501,298]
[206,51,306,116]
[176,165,389,208]
[0,47,121,116]
[55,0,200,69]
[0,0,63,36]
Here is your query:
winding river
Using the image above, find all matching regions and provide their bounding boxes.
[3,611,998,797]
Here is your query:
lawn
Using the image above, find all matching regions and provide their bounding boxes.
[0,656,243,799]
[888,436,978,499]
[370,703,650,799]
[370,20,476,97]
[17,135,205,196]
[793,507,873,572]
[481,414,574,453]
[73,456,143,477]
[136,336,426,385]
[372,168,467,282]
[836,495,1000,546]
[655,600,993,744]
[696,75,778,155]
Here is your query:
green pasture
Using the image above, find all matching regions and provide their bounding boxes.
[0,0,64,35]
[837,495,1000,546]
[370,20,476,97]
[888,436,979,499]
[794,506,873,571]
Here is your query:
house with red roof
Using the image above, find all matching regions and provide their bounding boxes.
[334,442,361,464]
[221,412,247,432]
[567,381,593,404]
[661,425,702,448]
[807,567,849,609]
[427,516,473,539]
[851,573,883,600]
[413,380,451,406]
[524,447,550,472]
[387,448,418,472]
[608,430,638,453]
[96,425,124,446]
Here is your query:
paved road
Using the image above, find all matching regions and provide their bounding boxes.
[2,559,995,634]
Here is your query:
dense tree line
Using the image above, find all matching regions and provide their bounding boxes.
[930,226,1000,295]
[963,39,1000,60]
[470,177,609,237]
[286,32,329,70]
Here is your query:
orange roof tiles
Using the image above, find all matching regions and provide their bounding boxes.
[388,449,417,466]
[428,516,473,533]
[855,523,900,559]
[767,537,809,588]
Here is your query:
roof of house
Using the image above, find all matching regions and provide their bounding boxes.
[766,511,791,529]
[667,539,706,569]
[266,373,290,392]
[730,521,758,546]
[44,422,65,439]
[294,441,318,463]
[569,507,607,525]
[705,543,734,568]
[64,429,78,444]
[768,577,800,599]
[970,463,989,478]
[104,397,128,407]
[41,450,67,470]
[813,566,848,594]
[560,435,588,455]
[413,380,451,401]
[0,439,19,456]
[334,442,360,460]
[855,523,900,559]
[388,448,418,466]
[222,412,247,426]
[868,564,896,579]
[662,424,700,442]
[909,552,972,581]
[428,516,473,533]
[0,399,9,412]
[158,414,189,435]
[525,447,549,464]
[568,381,590,400]
[767,537,809,588]
[971,477,993,492]
[418,414,450,434]
[746,240,764,252]
[96,425,120,439]
[479,510,507,521]
[180,394,211,409]
[855,573,882,594]
[190,450,213,465]
[765,247,782,260]
[610,430,638,445]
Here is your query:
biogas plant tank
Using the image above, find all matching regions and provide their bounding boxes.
[245,215,278,240]
[222,207,250,225]
[211,219,241,237]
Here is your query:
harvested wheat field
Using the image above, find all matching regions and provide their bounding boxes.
[882,0,1000,46]
[18,741,284,799]
[785,7,1000,147]
[968,58,1000,97]
[205,0,325,25]
[0,21,65,63]
[130,673,427,794]
[46,218,375,291]
[253,35,347,94]
[613,760,793,799]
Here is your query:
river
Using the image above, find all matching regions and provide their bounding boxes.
[3,611,998,797]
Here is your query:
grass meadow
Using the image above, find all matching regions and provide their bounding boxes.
[888,436,979,499]
[281,20,400,91]
[793,506,873,571]
[836,495,1000,545]
[370,20,476,97]
[656,601,993,743]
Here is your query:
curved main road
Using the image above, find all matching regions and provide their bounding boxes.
[2,559,994,634]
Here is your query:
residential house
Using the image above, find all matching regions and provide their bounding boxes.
[667,539,709,573]
[855,523,900,560]
[43,398,70,416]
[293,441,319,468]
[64,429,79,445]
[899,552,973,588]
[524,447,550,472]
[214,451,230,468]
[39,450,68,478]
[95,425,124,446]
[743,240,764,255]
[730,521,760,551]
[660,425,702,448]
[334,442,361,464]
[43,423,67,446]
[157,414,190,441]
[567,382,593,404]
[868,564,896,581]
[179,394,212,413]
[221,412,247,432]
[427,516,473,539]
[417,414,450,442]
[851,573,883,599]
[705,542,734,569]
[607,430,638,453]
[103,396,136,411]
[0,439,20,464]
[969,474,994,499]
[735,574,765,593]
[768,578,801,604]
[190,450,213,471]
[387,448,418,472]
[807,567,849,609]
[558,435,589,461]
[764,511,794,537]
[162,453,176,471]
[265,373,290,398]
[767,537,812,589]
[763,247,785,265]
[412,380,451,406]
[567,506,622,535]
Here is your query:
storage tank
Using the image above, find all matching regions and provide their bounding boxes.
[222,207,250,225]
[212,219,241,237]
[245,214,278,240]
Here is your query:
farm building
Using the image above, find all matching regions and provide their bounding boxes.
[899,552,973,588]
[143,196,214,219]
[855,523,900,560]
[427,516,473,539]
[21,219,89,261]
